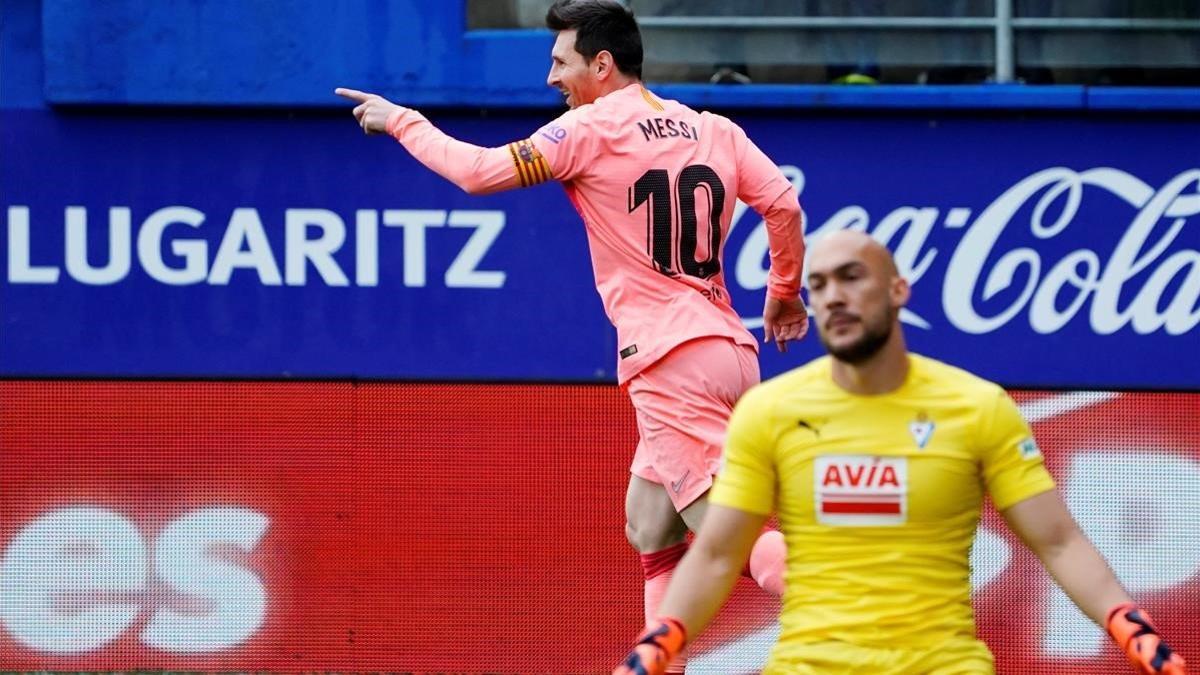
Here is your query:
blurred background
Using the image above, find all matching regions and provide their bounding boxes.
[1,1,1198,673]
[475,0,1200,87]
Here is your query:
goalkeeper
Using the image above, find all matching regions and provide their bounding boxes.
[616,230,1187,675]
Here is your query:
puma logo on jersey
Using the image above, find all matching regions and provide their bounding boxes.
[815,456,908,527]
[797,419,821,437]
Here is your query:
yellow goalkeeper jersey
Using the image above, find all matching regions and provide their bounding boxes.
[710,353,1055,672]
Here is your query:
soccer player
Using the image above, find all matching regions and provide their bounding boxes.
[615,230,1188,675]
[335,0,806,664]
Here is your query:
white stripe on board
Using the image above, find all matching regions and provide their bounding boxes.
[1018,391,1121,424]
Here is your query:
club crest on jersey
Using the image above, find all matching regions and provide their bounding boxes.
[908,412,935,449]
[815,455,908,526]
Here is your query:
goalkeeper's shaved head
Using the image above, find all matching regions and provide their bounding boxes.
[809,230,899,279]
[807,231,910,364]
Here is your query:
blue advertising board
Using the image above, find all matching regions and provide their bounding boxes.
[2,109,1198,387]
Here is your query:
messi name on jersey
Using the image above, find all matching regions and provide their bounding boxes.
[636,117,699,143]
[815,455,908,527]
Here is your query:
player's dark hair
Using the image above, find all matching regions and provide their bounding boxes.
[545,0,643,79]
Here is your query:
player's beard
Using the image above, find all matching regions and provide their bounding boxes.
[821,305,894,365]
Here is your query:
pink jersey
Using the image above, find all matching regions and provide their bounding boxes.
[387,83,803,383]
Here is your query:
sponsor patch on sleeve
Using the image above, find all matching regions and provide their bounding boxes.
[537,122,567,144]
[506,139,553,187]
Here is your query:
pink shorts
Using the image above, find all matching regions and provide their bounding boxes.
[627,337,761,511]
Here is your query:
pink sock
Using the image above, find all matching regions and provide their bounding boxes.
[640,542,689,673]
[748,530,787,597]
[640,542,688,621]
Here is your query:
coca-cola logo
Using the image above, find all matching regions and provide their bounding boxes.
[732,166,1200,336]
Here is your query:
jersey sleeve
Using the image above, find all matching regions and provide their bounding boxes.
[732,122,793,215]
[527,108,599,182]
[730,121,804,299]
[709,387,778,516]
[978,388,1056,511]
[762,187,805,299]
[386,108,546,194]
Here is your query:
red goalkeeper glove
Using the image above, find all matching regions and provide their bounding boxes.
[612,617,687,675]
[1107,602,1187,674]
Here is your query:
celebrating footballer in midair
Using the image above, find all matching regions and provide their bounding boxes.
[337,2,807,672]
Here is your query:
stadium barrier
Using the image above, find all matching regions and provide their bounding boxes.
[2,381,1196,673]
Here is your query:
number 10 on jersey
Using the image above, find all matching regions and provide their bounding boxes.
[629,165,726,280]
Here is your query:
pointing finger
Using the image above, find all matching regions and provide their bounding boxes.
[335,87,373,103]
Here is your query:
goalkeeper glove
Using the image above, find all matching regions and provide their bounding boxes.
[612,617,687,675]
[1107,601,1187,674]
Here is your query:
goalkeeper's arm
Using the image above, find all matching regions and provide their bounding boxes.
[1003,490,1187,674]
[613,504,768,675]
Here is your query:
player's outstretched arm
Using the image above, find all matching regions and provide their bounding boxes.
[335,87,530,195]
[613,504,767,675]
[1003,490,1187,674]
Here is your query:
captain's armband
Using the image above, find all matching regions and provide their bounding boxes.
[506,139,553,187]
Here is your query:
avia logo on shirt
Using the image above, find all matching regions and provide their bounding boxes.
[815,455,908,527]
